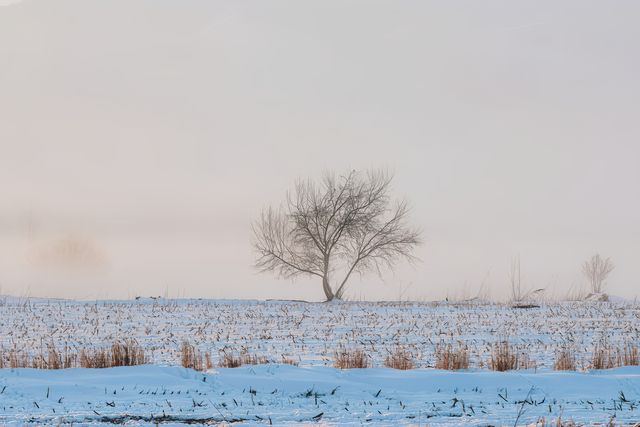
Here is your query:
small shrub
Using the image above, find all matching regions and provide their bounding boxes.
[334,348,369,369]
[384,347,415,370]
[435,343,469,370]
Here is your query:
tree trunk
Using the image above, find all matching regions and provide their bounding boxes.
[322,276,335,301]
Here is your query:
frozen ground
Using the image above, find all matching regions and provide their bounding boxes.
[2,364,640,425]
[1,297,640,425]
[1,297,639,368]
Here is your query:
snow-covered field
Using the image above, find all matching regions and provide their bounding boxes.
[3,364,640,426]
[1,297,640,425]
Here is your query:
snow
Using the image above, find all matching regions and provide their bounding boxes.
[2,298,639,370]
[1,364,640,425]
[1,298,640,424]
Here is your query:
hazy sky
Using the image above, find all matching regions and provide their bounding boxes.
[1,0,639,301]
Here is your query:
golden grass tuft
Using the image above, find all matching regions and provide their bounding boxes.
[218,349,270,368]
[180,341,212,371]
[0,340,146,369]
[10,348,29,369]
[489,341,534,371]
[435,343,469,370]
[590,339,639,370]
[621,341,639,366]
[80,339,146,368]
[79,348,111,369]
[281,355,299,366]
[590,339,620,370]
[553,347,577,371]
[384,347,415,370]
[111,339,146,367]
[334,348,369,369]
[180,341,202,371]
[218,352,242,368]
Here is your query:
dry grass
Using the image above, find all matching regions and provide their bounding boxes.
[590,339,639,370]
[239,352,270,366]
[281,355,299,366]
[12,343,76,370]
[5,344,76,369]
[79,348,111,369]
[181,341,202,371]
[384,347,415,370]
[489,341,534,371]
[218,352,243,368]
[434,343,469,370]
[2,300,639,374]
[553,346,577,371]
[334,348,369,369]
[218,349,270,368]
[621,341,639,366]
[111,340,146,367]
[180,341,213,371]
[590,339,618,370]
[8,347,29,369]
[80,340,146,368]
[206,352,213,370]
[489,341,516,371]
[0,340,146,369]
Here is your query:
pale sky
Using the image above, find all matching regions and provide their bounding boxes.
[1,0,639,301]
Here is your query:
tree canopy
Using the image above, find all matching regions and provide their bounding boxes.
[253,170,421,300]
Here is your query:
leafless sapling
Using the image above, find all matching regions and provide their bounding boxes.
[583,254,614,294]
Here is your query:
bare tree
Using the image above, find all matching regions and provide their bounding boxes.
[583,254,614,294]
[252,170,422,301]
